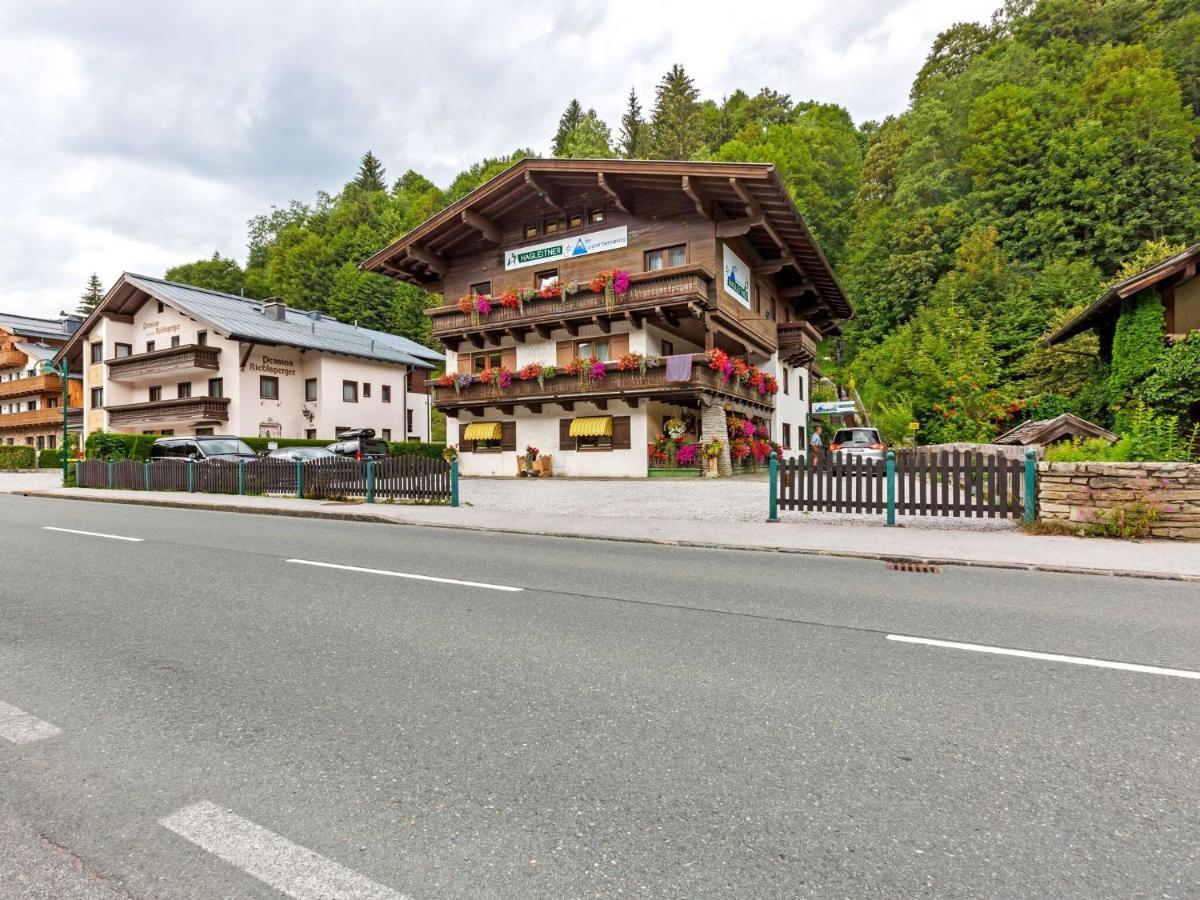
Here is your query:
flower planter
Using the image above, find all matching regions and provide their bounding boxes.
[534,455,553,477]
[517,457,530,477]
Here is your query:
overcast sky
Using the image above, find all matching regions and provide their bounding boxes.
[0,0,998,318]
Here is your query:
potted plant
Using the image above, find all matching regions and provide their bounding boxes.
[520,445,539,477]
[702,438,723,477]
[534,452,553,477]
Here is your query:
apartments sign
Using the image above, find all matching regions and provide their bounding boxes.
[722,244,752,309]
[503,225,628,271]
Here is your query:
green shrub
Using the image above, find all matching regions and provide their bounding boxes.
[0,446,36,469]
[240,436,331,454]
[1045,438,1126,463]
[84,432,164,461]
[38,448,68,468]
[389,441,446,460]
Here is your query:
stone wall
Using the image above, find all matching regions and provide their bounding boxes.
[1037,461,1200,540]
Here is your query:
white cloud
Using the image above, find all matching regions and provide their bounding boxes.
[0,0,997,317]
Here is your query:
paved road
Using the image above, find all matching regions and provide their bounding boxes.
[0,494,1197,898]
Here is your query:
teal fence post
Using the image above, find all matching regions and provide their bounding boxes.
[237,459,245,495]
[1024,448,1037,524]
[767,451,779,522]
[296,460,303,499]
[366,457,375,503]
[143,461,150,491]
[886,450,896,526]
[188,460,195,493]
[106,461,113,489]
[450,459,459,507]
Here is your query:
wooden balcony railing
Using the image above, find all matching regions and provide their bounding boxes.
[776,320,820,365]
[429,353,776,415]
[105,396,230,428]
[0,407,80,430]
[0,373,62,401]
[0,350,27,368]
[105,344,221,381]
[427,266,715,338]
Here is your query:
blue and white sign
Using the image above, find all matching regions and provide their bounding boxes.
[813,400,858,415]
[722,244,751,309]
[503,225,628,271]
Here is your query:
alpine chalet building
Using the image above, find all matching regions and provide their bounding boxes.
[0,312,83,450]
[362,159,852,476]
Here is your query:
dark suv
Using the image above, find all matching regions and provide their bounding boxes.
[149,435,257,461]
[327,429,390,460]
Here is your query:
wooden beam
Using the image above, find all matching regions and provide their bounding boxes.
[528,403,543,414]
[779,281,816,299]
[714,215,763,238]
[525,172,563,211]
[681,176,711,220]
[754,259,790,276]
[656,305,679,328]
[499,404,514,416]
[624,310,643,330]
[406,244,447,275]
[468,333,484,349]
[533,324,552,340]
[505,328,526,343]
[597,173,633,214]
[594,399,608,411]
[728,178,764,220]
[592,315,611,334]
[485,330,505,348]
[559,400,575,412]
[461,209,501,244]
[559,318,578,337]
[625,397,640,408]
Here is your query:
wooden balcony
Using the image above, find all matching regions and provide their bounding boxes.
[105,396,230,428]
[0,407,80,430]
[105,344,221,383]
[777,320,821,365]
[429,353,776,417]
[428,266,714,344]
[0,350,27,368]
[0,373,62,401]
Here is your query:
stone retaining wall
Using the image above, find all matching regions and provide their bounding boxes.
[1037,461,1200,540]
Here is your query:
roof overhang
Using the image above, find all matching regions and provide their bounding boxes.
[1044,243,1200,346]
[361,158,852,322]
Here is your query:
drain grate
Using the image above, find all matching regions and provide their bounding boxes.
[886,561,943,574]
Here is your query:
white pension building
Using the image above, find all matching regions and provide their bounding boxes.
[56,274,442,443]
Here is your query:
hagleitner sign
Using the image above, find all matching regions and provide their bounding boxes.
[722,243,751,309]
[503,225,628,271]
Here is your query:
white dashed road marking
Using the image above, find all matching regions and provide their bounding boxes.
[42,526,144,542]
[0,700,62,744]
[160,802,408,900]
[285,558,522,592]
[887,634,1200,680]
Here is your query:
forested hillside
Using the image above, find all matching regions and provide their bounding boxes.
[165,0,1200,443]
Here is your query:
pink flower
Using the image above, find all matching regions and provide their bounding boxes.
[589,360,607,380]
[613,270,631,294]
[475,296,492,315]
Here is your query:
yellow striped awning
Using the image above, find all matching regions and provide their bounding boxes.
[463,422,502,441]
[569,416,613,438]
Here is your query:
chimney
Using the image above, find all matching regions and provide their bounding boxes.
[262,297,287,321]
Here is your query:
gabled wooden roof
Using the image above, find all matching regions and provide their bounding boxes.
[361,158,852,321]
[994,413,1118,446]
[1044,243,1200,346]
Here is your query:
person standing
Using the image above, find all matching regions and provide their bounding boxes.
[809,424,823,463]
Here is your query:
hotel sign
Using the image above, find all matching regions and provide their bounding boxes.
[722,244,751,309]
[504,225,628,271]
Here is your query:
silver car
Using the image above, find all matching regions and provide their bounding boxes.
[829,427,886,462]
[266,446,337,462]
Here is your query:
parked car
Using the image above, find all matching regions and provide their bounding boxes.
[266,446,337,462]
[148,435,257,462]
[828,427,886,462]
[327,429,390,460]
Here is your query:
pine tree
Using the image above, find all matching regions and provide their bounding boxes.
[649,64,702,160]
[551,99,583,156]
[77,273,103,316]
[561,110,615,158]
[618,87,647,158]
[352,151,387,192]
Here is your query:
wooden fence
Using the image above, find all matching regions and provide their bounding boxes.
[74,456,453,504]
[777,449,1028,520]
